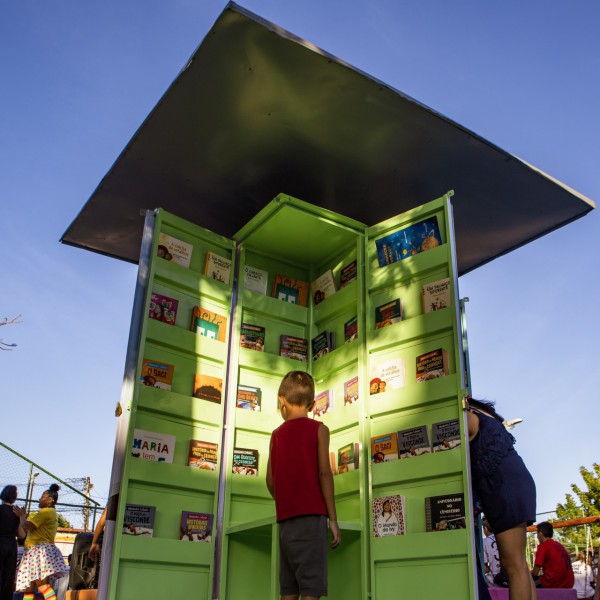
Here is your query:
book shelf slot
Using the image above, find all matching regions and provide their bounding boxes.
[313,279,358,322]
[229,474,273,500]
[120,535,214,566]
[311,341,359,378]
[233,408,281,434]
[370,529,468,562]
[241,289,308,324]
[333,468,362,496]
[320,402,360,434]
[128,459,219,495]
[237,347,309,374]
[370,448,463,488]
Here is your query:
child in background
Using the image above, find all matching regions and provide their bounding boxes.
[267,371,341,600]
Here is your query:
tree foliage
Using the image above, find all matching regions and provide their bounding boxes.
[555,463,600,549]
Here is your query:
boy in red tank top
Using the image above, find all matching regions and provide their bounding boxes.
[267,371,341,600]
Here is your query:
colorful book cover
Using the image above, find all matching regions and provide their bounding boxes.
[203,251,231,285]
[311,331,333,361]
[140,358,174,390]
[375,216,442,267]
[193,373,223,404]
[337,442,359,473]
[272,274,309,307]
[232,448,259,476]
[187,440,218,470]
[123,504,156,537]
[311,269,336,305]
[243,265,269,295]
[190,306,228,343]
[425,493,466,532]
[157,232,193,268]
[343,376,359,405]
[416,348,449,382]
[148,293,179,326]
[180,511,213,542]
[369,357,406,394]
[312,390,332,417]
[236,385,261,411]
[397,425,431,458]
[432,419,461,452]
[131,429,175,463]
[280,335,308,362]
[344,316,358,343]
[372,495,406,537]
[422,277,451,313]
[239,323,265,351]
[371,433,399,463]
[375,299,402,329]
[339,259,358,288]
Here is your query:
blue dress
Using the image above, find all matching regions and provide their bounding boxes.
[470,411,536,534]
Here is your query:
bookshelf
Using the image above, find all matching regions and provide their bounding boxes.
[106,193,475,600]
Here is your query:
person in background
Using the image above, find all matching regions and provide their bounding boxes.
[0,485,26,600]
[482,517,502,586]
[532,521,574,589]
[466,397,537,600]
[14,484,67,600]
[267,371,341,600]
[572,550,595,599]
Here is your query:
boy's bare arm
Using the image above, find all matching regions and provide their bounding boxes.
[317,423,341,548]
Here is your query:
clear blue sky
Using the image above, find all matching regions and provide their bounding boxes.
[2,0,599,516]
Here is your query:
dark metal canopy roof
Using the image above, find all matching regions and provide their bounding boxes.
[61,2,594,275]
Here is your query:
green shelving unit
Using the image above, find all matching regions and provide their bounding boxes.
[105,192,476,600]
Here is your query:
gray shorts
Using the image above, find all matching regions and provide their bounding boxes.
[279,515,328,597]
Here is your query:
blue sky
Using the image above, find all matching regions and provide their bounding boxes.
[2,0,599,516]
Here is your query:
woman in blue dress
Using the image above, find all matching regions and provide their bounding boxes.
[466,397,537,600]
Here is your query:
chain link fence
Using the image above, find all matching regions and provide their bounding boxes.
[0,441,101,530]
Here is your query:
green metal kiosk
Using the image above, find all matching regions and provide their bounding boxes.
[62,4,594,600]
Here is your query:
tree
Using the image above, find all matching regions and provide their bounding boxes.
[555,463,600,549]
[1,315,22,350]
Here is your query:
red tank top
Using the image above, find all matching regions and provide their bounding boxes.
[271,417,327,522]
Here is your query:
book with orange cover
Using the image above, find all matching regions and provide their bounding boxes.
[193,373,223,404]
[271,273,309,307]
[190,306,228,343]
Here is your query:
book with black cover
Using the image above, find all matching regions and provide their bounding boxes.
[432,419,461,452]
[397,425,431,458]
[240,323,265,351]
[425,493,466,532]
[280,335,308,362]
[232,448,259,476]
[123,504,156,536]
[236,385,261,411]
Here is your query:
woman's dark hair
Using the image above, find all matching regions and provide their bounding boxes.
[468,398,505,423]
[46,484,60,505]
[1,485,18,504]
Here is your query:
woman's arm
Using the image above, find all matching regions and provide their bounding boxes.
[13,505,36,533]
[88,507,107,561]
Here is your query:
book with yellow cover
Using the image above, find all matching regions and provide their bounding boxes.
[203,250,231,285]
[140,359,174,390]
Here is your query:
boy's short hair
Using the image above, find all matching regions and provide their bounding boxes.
[279,371,315,406]
[537,521,554,538]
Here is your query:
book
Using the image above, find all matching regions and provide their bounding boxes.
[416,348,449,382]
[193,373,223,404]
[311,331,334,361]
[432,419,461,452]
[187,440,218,470]
[369,357,406,394]
[339,259,358,288]
[312,390,332,417]
[397,425,431,458]
[344,316,358,343]
[123,504,156,536]
[180,511,213,542]
[375,299,402,329]
[311,269,336,305]
[243,265,268,295]
[422,277,451,313]
[279,335,308,362]
[343,376,359,405]
[131,429,175,463]
[372,495,406,537]
[425,493,466,532]
[236,385,261,411]
[232,448,259,476]
[148,293,179,326]
[272,274,309,307]
[370,433,399,463]
[239,323,265,351]
[157,233,193,268]
[203,250,231,285]
[375,216,442,267]
[140,358,174,390]
[337,442,359,474]
[190,306,228,343]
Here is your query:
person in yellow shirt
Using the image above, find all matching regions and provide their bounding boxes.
[14,484,66,600]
